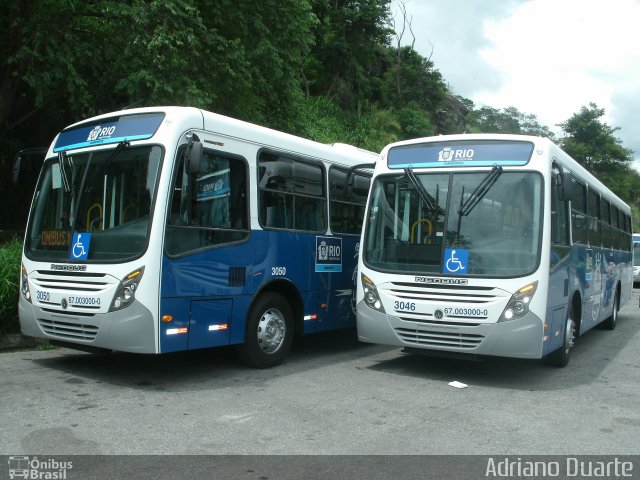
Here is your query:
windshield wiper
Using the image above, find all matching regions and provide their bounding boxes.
[85,140,130,193]
[404,168,435,212]
[457,165,503,217]
[57,151,72,192]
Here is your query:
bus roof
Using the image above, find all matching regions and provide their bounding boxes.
[48,106,379,168]
[379,133,630,215]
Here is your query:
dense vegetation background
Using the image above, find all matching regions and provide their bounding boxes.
[2,0,639,232]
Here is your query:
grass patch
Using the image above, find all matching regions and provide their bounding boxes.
[0,237,22,336]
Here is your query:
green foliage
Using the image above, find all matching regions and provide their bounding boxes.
[305,0,393,110]
[395,104,436,139]
[559,103,633,173]
[1,0,316,132]
[287,94,401,153]
[467,106,555,139]
[379,47,447,112]
[557,103,639,208]
[373,46,448,139]
[1,0,638,239]
[348,105,402,152]
[632,205,640,232]
[0,237,21,336]
[288,93,351,143]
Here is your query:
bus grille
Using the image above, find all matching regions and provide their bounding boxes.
[34,270,110,293]
[395,327,484,349]
[397,313,482,327]
[388,282,498,303]
[31,269,117,314]
[37,318,99,341]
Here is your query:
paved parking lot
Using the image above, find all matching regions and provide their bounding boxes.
[1,289,639,456]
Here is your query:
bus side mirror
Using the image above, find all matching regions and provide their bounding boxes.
[553,161,572,201]
[11,147,46,184]
[558,171,573,201]
[12,155,22,184]
[187,141,203,175]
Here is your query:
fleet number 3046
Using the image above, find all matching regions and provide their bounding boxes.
[394,301,416,311]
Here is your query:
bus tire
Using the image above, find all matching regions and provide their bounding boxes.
[545,307,576,367]
[237,293,294,368]
[601,288,619,330]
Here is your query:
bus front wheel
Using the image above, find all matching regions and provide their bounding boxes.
[601,288,619,330]
[237,293,294,368]
[545,308,576,367]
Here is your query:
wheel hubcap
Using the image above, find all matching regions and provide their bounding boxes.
[257,308,286,354]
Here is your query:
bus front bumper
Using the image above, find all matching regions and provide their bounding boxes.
[356,301,544,359]
[18,296,157,353]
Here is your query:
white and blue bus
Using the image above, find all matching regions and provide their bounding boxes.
[357,134,633,366]
[18,106,375,367]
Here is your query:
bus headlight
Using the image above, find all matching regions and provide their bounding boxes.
[361,273,386,313]
[110,267,145,312]
[498,281,537,322]
[21,264,32,303]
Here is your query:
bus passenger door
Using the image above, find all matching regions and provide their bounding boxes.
[545,171,571,354]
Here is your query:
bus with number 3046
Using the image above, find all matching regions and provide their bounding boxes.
[356,134,633,367]
[18,106,375,368]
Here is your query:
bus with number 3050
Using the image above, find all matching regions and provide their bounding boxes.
[18,106,375,368]
[356,134,633,367]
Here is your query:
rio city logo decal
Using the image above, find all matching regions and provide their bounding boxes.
[438,147,475,163]
[87,125,117,142]
[315,236,342,272]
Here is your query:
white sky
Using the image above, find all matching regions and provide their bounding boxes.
[393,0,640,170]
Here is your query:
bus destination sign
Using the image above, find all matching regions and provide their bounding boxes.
[53,112,165,152]
[387,140,534,169]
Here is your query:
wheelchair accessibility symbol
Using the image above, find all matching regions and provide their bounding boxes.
[70,232,91,261]
[443,248,468,274]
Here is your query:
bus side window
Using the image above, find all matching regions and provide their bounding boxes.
[587,188,601,247]
[570,179,587,245]
[551,173,568,245]
[296,198,320,230]
[196,155,231,229]
[329,165,371,235]
[258,151,326,232]
[165,147,249,255]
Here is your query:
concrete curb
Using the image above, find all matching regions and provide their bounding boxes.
[0,333,47,350]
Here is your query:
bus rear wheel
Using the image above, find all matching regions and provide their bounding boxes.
[237,293,294,368]
[545,308,576,367]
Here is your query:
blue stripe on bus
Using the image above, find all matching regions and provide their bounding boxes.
[159,230,360,353]
[53,134,152,152]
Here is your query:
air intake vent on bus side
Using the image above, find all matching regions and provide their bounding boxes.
[229,267,246,287]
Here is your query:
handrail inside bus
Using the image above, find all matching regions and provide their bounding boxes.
[410,218,433,244]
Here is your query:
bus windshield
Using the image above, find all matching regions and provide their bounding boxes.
[363,170,542,276]
[24,145,162,262]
